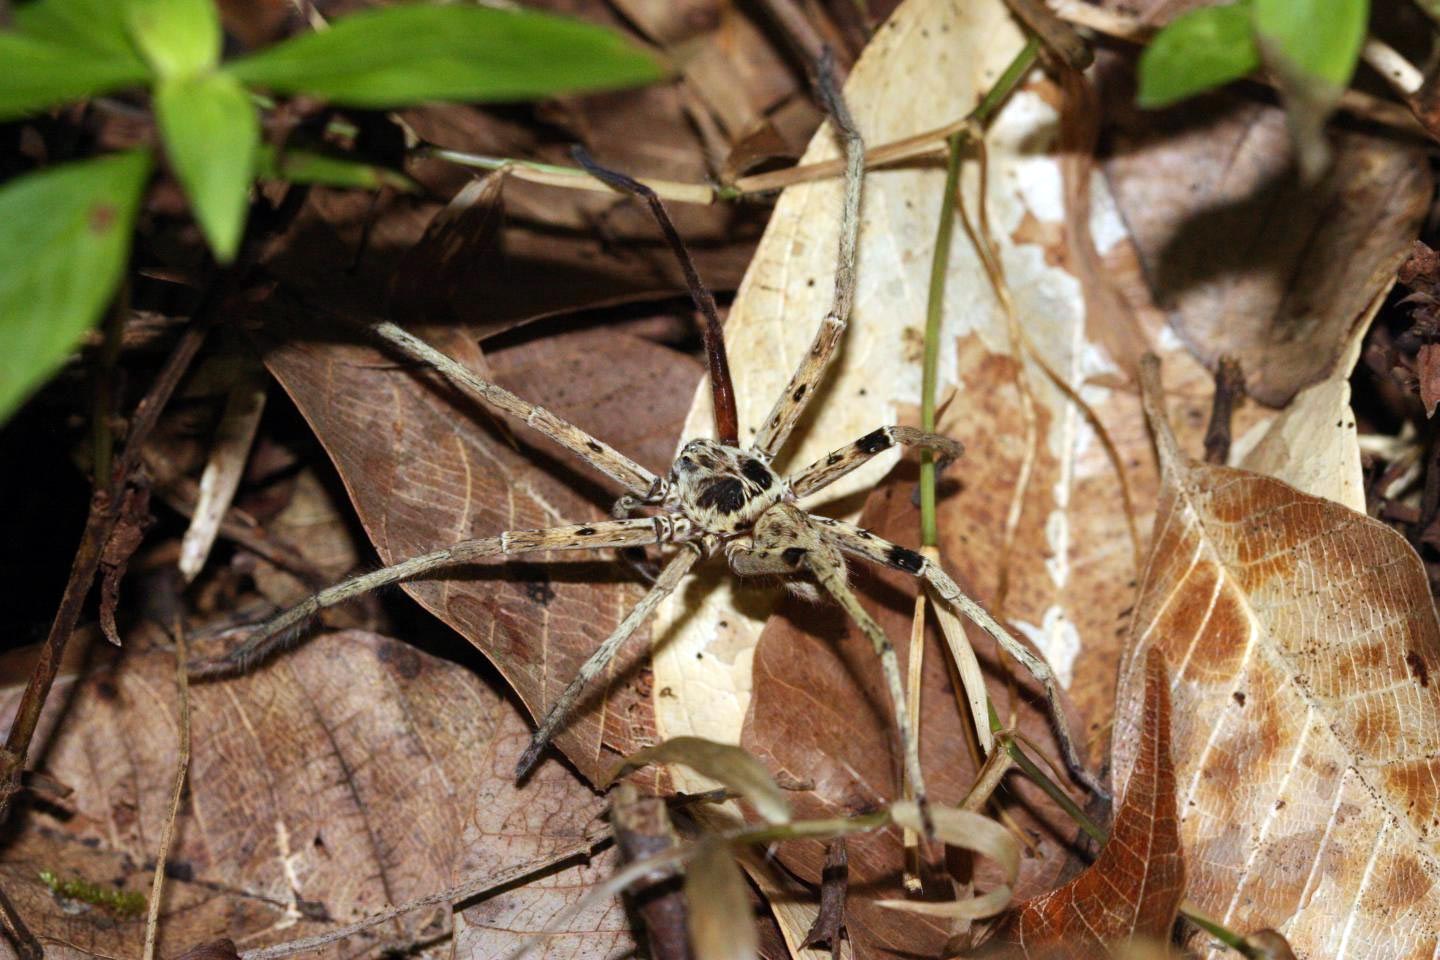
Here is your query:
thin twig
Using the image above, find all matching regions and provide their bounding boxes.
[0,307,214,824]
[241,832,612,960]
[0,885,41,960]
[144,589,193,960]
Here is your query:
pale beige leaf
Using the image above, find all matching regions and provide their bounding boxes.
[1113,360,1440,959]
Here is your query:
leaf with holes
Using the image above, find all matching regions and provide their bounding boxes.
[0,630,631,959]
[1110,358,1440,958]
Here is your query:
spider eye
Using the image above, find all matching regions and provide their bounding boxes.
[678,457,694,470]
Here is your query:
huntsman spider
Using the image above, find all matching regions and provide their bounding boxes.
[193,59,1103,825]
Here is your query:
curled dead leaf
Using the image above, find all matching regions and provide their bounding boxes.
[982,646,1183,957]
[610,736,791,825]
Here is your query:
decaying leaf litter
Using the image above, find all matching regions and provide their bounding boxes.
[4,0,1440,958]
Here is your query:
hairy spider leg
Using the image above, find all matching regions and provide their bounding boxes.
[368,320,657,496]
[790,426,964,499]
[813,516,1108,799]
[190,516,678,677]
[514,549,700,779]
[750,53,862,460]
[726,503,933,834]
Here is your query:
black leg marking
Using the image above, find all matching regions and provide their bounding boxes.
[886,545,925,573]
[856,428,892,454]
[781,547,807,566]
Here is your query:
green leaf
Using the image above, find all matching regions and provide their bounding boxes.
[13,0,145,65]
[154,71,258,261]
[1254,0,1368,178]
[0,151,150,424]
[0,32,151,119]
[1254,0,1367,89]
[1138,3,1259,108]
[254,144,416,191]
[225,4,666,108]
[125,0,221,77]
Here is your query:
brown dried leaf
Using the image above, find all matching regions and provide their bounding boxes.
[255,300,701,785]
[685,840,758,960]
[983,647,1184,958]
[1112,358,1440,958]
[741,462,1085,958]
[1417,343,1440,418]
[0,629,627,960]
[1102,80,1430,407]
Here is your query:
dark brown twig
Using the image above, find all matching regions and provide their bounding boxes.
[571,145,739,447]
[800,839,848,960]
[0,305,214,824]
[0,884,41,960]
[1203,356,1246,465]
[612,784,690,960]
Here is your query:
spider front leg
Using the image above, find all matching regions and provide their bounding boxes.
[815,517,1109,801]
[751,52,863,459]
[790,426,964,499]
[728,505,934,836]
[516,547,699,779]
[188,516,676,678]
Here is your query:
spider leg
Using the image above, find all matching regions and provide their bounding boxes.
[727,505,933,835]
[750,52,863,459]
[516,549,699,779]
[367,320,656,496]
[815,517,1109,800]
[789,426,964,499]
[189,516,675,679]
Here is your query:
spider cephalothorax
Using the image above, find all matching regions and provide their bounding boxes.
[667,439,788,535]
[195,57,1104,827]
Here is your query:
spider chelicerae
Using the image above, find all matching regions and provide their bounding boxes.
[194,59,1103,824]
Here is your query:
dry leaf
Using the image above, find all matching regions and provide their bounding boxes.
[983,647,1184,958]
[254,303,702,786]
[742,462,1083,957]
[0,629,627,960]
[1112,358,1440,958]
[685,840,758,960]
[611,737,791,825]
[1102,76,1430,407]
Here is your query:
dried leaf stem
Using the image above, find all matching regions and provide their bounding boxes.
[0,309,214,825]
[144,604,192,960]
[241,832,613,960]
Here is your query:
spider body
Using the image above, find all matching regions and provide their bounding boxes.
[196,60,1104,827]
[667,439,788,536]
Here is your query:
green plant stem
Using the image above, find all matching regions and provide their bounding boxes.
[918,35,1039,547]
